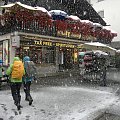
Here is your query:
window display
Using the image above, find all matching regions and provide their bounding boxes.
[18,40,55,64]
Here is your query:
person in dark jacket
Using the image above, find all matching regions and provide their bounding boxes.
[23,56,35,105]
[6,57,25,110]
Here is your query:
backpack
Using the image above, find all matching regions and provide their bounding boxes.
[24,61,37,78]
[11,61,24,80]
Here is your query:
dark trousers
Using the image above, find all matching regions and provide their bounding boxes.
[23,81,33,101]
[10,82,22,105]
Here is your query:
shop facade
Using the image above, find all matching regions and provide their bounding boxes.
[0,32,82,70]
[0,2,117,71]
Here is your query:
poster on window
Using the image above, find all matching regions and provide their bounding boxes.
[11,36,20,47]
[3,40,8,66]
[0,44,2,65]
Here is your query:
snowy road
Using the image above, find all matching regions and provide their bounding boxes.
[0,86,118,120]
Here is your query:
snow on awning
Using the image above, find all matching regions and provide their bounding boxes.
[81,20,93,24]
[103,26,117,34]
[81,20,93,26]
[83,42,117,55]
[49,10,68,17]
[67,15,80,21]
[34,6,51,16]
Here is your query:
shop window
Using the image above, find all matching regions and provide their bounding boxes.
[98,10,104,18]
[0,44,2,65]
[19,40,55,64]
[43,47,55,64]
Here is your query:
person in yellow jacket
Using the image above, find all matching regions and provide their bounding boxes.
[6,57,25,110]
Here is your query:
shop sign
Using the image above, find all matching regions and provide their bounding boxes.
[42,41,52,46]
[56,43,75,48]
[23,47,29,49]
[81,35,97,41]
[34,41,42,45]
[34,41,52,46]
[34,40,75,48]
[11,36,20,47]
[57,30,81,39]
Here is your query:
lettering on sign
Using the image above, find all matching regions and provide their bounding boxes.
[42,41,52,46]
[34,41,42,45]
[57,30,81,39]
[34,40,75,48]
[56,43,75,48]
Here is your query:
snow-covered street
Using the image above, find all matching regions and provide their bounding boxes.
[0,85,119,120]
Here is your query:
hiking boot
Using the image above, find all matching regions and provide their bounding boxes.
[19,105,23,108]
[29,99,33,106]
[25,98,29,101]
[14,102,22,110]
[16,103,21,110]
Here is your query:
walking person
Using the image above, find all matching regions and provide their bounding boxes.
[23,56,37,105]
[6,57,25,110]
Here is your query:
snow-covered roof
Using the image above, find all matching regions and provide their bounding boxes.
[0,2,51,16]
[85,42,107,47]
[0,3,15,8]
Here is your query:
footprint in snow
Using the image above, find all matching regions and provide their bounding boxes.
[0,104,8,115]
[11,109,18,116]
[9,116,14,120]
[25,115,30,120]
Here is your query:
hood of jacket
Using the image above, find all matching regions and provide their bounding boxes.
[23,56,30,62]
[13,57,20,62]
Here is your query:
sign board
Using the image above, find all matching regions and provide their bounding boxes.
[11,36,20,48]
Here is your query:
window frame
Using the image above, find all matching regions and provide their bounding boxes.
[98,0,104,2]
[98,10,104,18]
